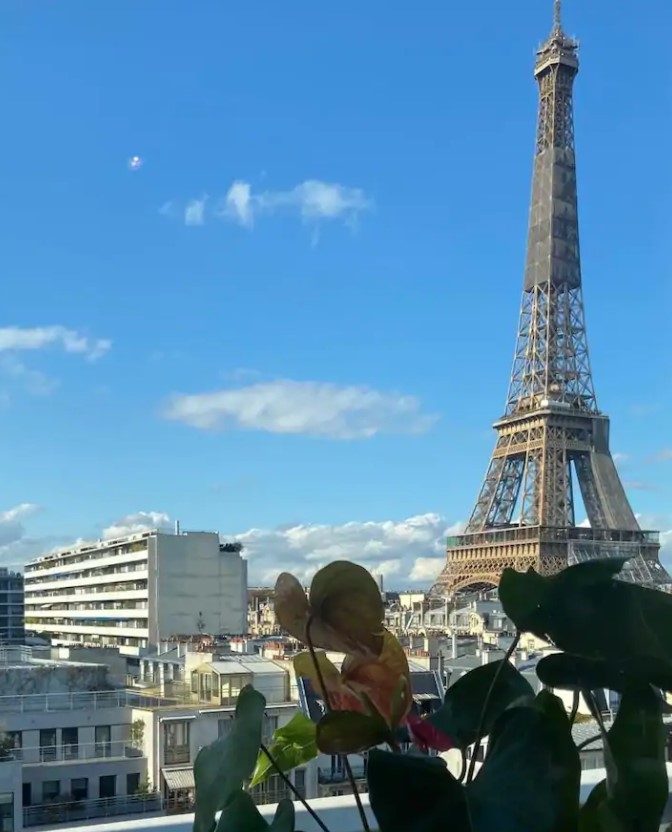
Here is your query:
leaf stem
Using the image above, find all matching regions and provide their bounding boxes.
[259,742,332,832]
[569,690,579,727]
[306,617,371,832]
[465,630,521,784]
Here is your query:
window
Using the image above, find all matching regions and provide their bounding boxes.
[62,727,79,760]
[164,721,190,765]
[42,781,60,802]
[262,715,278,742]
[95,726,112,758]
[39,729,56,763]
[0,794,12,832]
[22,784,31,809]
[126,773,140,796]
[294,769,306,799]
[191,672,198,694]
[71,778,88,801]
[99,775,116,800]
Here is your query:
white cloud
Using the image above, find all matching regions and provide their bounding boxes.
[102,511,173,540]
[224,181,254,227]
[162,379,437,439]
[184,197,207,227]
[0,326,110,399]
[228,512,459,586]
[0,503,47,568]
[0,326,110,361]
[612,452,629,464]
[169,179,372,233]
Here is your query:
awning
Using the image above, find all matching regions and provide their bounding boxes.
[162,767,195,790]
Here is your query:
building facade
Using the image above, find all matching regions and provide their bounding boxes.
[0,647,153,832]
[24,530,247,651]
[0,571,24,645]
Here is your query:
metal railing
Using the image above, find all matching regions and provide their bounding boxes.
[3,741,144,764]
[23,793,163,827]
[0,686,203,714]
[318,765,367,784]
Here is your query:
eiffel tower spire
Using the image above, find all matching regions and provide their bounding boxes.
[431,2,670,598]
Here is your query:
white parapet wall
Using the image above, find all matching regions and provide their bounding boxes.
[31,765,672,832]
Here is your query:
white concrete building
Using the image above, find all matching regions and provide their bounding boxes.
[0,647,154,831]
[24,529,247,651]
[131,652,318,810]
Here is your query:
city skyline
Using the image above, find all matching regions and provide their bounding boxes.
[1,0,670,586]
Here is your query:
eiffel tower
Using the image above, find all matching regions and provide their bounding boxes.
[431,0,670,598]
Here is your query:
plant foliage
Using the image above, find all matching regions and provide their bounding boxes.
[192,558,672,832]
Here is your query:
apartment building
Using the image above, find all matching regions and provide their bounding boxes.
[0,647,152,832]
[24,529,247,651]
[131,650,318,810]
[0,570,24,645]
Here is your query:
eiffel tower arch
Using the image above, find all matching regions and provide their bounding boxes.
[431,1,670,598]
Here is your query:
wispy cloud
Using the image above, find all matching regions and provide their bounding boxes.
[0,326,111,400]
[612,452,629,464]
[0,326,110,361]
[652,449,672,462]
[163,179,372,236]
[184,196,207,227]
[103,511,173,540]
[162,378,437,440]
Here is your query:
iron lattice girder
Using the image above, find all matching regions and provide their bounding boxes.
[431,8,671,598]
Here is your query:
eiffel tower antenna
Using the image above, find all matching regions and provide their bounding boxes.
[554,0,562,31]
[431,6,670,598]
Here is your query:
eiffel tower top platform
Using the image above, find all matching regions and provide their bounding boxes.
[431,1,671,598]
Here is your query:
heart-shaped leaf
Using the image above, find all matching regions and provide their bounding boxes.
[367,750,467,832]
[215,794,298,832]
[275,562,385,657]
[367,694,580,832]
[466,695,580,832]
[194,685,266,832]
[250,712,318,788]
[579,685,668,832]
[316,710,391,754]
[428,659,534,749]
[309,561,385,656]
[499,561,672,676]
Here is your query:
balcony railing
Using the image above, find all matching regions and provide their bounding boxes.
[0,687,202,714]
[318,765,367,784]
[4,741,144,765]
[23,793,162,828]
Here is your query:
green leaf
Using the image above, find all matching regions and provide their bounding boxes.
[367,698,581,832]
[498,567,549,633]
[603,685,667,832]
[316,710,391,754]
[268,800,297,832]
[537,654,630,692]
[215,791,268,832]
[309,561,385,656]
[215,795,297,832]
[193,685,266,832]
[499,561,672,687]
[250,713,318,788]
[428,659,534,750]
[467,699,581,832]
[367,750,468,832]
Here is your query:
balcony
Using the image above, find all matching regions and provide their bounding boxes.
[5,740,144,765]
[23,793,162,828]
[318,765,367,785]
[0,690,129,713]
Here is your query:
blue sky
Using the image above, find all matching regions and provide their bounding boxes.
[0,0,670,584]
